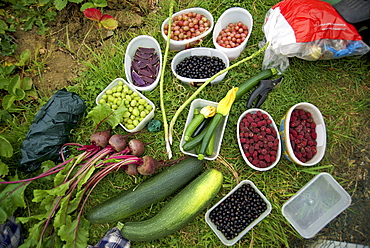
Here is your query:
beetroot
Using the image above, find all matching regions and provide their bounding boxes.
[90,130,111,148]
[289,109,317,163]
[128,139,145,156]
[126,164,139,175]
[239,111,279,168]
[108,134,127,152]
[137,155,158,175]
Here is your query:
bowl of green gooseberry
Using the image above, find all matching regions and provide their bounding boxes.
[96,78,155,132]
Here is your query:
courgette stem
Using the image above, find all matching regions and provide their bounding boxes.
[168,42,270,147]
[197,113,223,160]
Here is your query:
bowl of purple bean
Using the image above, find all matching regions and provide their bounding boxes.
[205,180,272,246]
[171,47,229,86]
[124,35,162,91]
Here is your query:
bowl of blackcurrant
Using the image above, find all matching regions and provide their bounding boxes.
[205,180,272,246]
[171,47,229,86]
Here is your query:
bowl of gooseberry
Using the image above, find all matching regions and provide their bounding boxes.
[213,7,253,61]
[161,7,214,51]
[237,108,281,171]
[96,78,155,132]
[171,47,229,86]
[280,102,326,166]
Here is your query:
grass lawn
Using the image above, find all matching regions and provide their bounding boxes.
[1,0,369,247]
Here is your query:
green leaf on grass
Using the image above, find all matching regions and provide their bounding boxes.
[0,135,13,158]
[16,49,30,67]
[0,78,9,90]
[21,77,33,91]
[0,179,28,223]
[18,221,44,248]
[0,159,9,177]
[87,103,127,128]
[33,182,70,202]
[58,215,90,248]
[54,0,68,10]
[2,95,16,110]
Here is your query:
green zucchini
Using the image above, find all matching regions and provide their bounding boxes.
[191,117,211,138]
[198,113,224,160]
[85,157,204,224]
[206,132,215,156]
[182,123,210,151]
[235,68,277,101]
[184,113,205,141]
[120,169,223,241]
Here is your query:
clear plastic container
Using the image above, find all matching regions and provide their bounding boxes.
[280,102,326,166]
[180,98,228,160]
[237,108,281,171]
[161,7,214,51]
[212,7,253,61]
[124,35,162,92]
[282,172,351,239]
[95,78,155,132]
[171,47,229,85]
[205,180,272,246]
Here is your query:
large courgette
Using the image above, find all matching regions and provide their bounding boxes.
[85,157,204,224]
[120,169,223,241]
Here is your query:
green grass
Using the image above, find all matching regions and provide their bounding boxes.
[2,0,370,247]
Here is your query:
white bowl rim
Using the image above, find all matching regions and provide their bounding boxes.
[171,47,229,83]
[283,102,326,166]
[161,7,214,45]
[124,35,162,91]
[212,7,254,52]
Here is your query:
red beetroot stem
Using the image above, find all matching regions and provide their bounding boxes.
[38,146,116,245]
[72,157,143,246]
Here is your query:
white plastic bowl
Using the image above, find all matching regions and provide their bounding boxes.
[96,78,155,133]
[171,47,229,85]
[205,180,272,246]
[280,102,326,166]
[161,7,214,51]
[237,108,281,171]
[124,35,162,91]
[282,172,351,239]
[213,7,253,61]
[180,98,229,160]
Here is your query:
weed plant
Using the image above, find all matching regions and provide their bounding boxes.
[1,0,369,247]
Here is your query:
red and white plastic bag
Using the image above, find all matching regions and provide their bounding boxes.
[260,0,370,73]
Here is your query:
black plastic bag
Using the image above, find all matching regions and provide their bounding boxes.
[19,89,86,172]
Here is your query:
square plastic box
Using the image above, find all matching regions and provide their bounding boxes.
[180,98,228,160]
[282,172,351,239]
[205,180,272,246]
[95,78,155,133]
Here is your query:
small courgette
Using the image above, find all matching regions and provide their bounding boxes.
[120,169,223,241]
[235,68,277,101]
[197,113,224,160]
